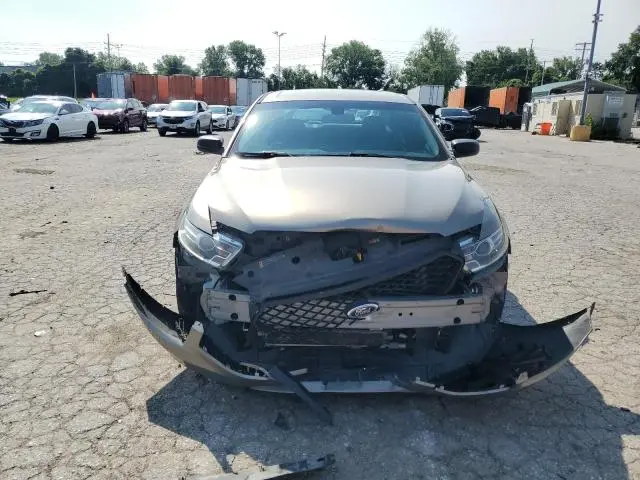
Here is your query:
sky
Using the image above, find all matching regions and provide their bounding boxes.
[1,0,639,75]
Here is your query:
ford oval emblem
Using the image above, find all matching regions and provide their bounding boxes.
[346,302,380,320]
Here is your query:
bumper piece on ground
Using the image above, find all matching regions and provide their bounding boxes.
[186,454,335,479]
[124,270,593,421]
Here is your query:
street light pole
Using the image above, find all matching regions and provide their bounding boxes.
[272,31,286,84]
[579,0,603,125]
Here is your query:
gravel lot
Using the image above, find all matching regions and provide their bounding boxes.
[1,128,639,480]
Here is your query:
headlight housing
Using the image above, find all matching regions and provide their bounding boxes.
[182,115,195,121]
[458,199,508,273]
[178,217,243,269]
[24,119,44,127]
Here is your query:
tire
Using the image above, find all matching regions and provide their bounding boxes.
[46,124,59,142]
[206,121,212,135]
[85,122,96,138]
[472,128,481,140]
[225,119,229,130]
[140,118,148,132]
[158,128,167,137]
[1,138,14,143]
[123,119,130,134]
[193,121,200,137]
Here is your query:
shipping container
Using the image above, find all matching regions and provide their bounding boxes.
[229,78,237,106]
[157,75,169,103]
[201,76,234,105]
[517,87,532,113]
[406,85,445,107]
[130,74,160,104]
[236,78,268,106]
[168,74,195,101]
[446,86,490,110]
[195,77,203,100]
[96,72,131,99]
[489,87,519,114]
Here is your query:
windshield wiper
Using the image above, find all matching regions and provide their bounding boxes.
[235,151,294,158]
[347,152,401,158]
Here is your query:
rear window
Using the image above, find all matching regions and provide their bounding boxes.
[230,100,445,161]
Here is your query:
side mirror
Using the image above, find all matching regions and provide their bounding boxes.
[197,135,224,155]
[451,139,480,158]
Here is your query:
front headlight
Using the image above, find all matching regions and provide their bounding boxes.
[458,199,508,273]
[178,217,243,269]
[24,119,44,127]
[182,115,195,121]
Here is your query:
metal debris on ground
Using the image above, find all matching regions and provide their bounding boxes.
[9,289,48,297]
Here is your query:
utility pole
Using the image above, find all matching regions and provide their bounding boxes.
[575,42,592,78]
[72,63,77,98]
[540,60,548,86]
[320,35,327,79]
[579,0,603,125]
[524,38,534,85]
[107,34,111,72]
[272,31,286,83]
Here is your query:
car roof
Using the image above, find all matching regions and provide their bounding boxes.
[32,100,64,106]
[261,89,413,104]
[208,104,227,107]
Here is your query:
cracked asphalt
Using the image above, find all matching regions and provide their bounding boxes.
[1,128,638,480]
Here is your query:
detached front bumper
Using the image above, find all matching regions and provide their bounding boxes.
[124,270,593,396]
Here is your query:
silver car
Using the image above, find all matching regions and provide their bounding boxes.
[125,89,593,423]
[156,100,212,136]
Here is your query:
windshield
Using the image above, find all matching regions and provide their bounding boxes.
[16,103,59,114]
[94,99,126,110]
[230,100,444,161]
[231,106,246,114]
[168,101,197,111]
[208,106,226,114]
[439,108,470,116]
[148,104,167,112]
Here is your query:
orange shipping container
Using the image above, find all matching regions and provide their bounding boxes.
[195,77,203,100]
[130,74,159,104]
[229,78,237,106]
[447,88,465,108]
[168,74,195,101]
[157,75,169,103]
[489,87,519,114]
[201,77,233,105]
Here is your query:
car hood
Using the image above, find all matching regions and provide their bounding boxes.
[93,109,122,116]
[160,110,196,118]
[210,113,226,119]
[189,156,488,236]
[0,112,53,121]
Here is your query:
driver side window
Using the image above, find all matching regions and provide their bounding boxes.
[198,102,205,112]
[59,104,72,115]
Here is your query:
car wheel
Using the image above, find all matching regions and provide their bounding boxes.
[46,124,59,142]
[193,121,200,137]
[140,118,148,132]
[85,122,97,138]
[206,120,212,134]
[472,128,481,140]
[122,119,130,134]
[1,138,14,143]
[158,128,167,137]
[225,119,229,130]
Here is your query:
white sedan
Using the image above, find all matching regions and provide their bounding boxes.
[0,101,98,142]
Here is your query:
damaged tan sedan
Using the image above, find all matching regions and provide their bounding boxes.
[125,89,593,423]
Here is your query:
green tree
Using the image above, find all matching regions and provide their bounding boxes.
[603,26,640,92]
[402,29,463,93]
[325,40,386,89]
[35,52,63,66]
[227,41,265,77]
[95,52,149,73]
[153,55,197,75]
[465,46,537,87]
[199,45,230,76]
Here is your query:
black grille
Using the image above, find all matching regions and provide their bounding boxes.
[162,117,184,124]
[256,255,463,330]
[3,120,25,128]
